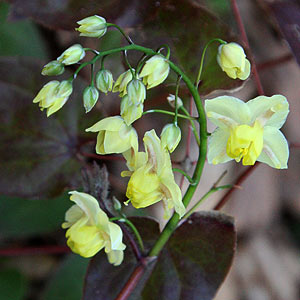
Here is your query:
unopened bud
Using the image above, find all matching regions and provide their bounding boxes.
[57,80,73,98]
[112,69,134,97]
[161,123,181,153]
[76,15,107,38]
[83,86,99,113]
[57,44,85,65]
[120,95,143,126]
[96,69,113,94]
[127,79,146,105]
[41,60,64,76]
[112,196,122,211]
[167,94,183,109]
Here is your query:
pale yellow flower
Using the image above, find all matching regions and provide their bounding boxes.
[161,123,181,153]
[139,55,170,89]
[205,95,289,169]
[123,130,185,218]
[33,80,73,117]
[217,42,251,80]
[62,191,125,265]
[76,15,107,38]
[85,116,138,154]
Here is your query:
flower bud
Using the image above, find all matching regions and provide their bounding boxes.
[112,196,122,211]
[83,86,99,113]
[217,42,251,80]
[41,60,64,76]
[57,44,85,65]
[127,79,146,105]
[139,55,170,89]
[112,69,134,97]
[96,69,113,94]
[161,123,181,153]
[76,15,107,38]
[167,94,183,109]
[120,95,143,125]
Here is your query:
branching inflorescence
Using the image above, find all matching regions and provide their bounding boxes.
[32,15,289,268]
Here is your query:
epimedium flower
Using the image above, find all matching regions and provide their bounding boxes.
[139,55,170,89]
[57,44,85,65]
[205,95,289,169]
[122,129,185,219]
[76,15,107,38]
[33,80,73,117]
[127,79,146,105]
[85,116,138,155]
[96,69,114,94]
[62,191,126,265]
[217,42,251,80]
[161,123,181,153]
[41,60,64,76]
[112,69,134,97]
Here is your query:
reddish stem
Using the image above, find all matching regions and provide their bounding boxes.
[231,0,264,95]
[115,263,146,300]
[213,163,259,210]
[0,245,70,256]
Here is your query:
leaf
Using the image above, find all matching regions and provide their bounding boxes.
[0,2,48,58]
[0,268,28,300]
[0,193,70,239]
[83,212,236,300]
[267,1,300,67]
[41,254,89,300]
[0,56,100,198]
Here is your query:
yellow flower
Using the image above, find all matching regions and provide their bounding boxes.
[62,191,125,265]
[120,95,143,126]
[217,42,251,80]
[57,44,85,65]
[123,129,185,218]
[112,69,134,97]
[205,95,289,168]
[139,55,170,89]
[85,116,138,154]
[76,15,107,38]
[33,80,73,117]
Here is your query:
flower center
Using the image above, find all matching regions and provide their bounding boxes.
[226,121,264,165]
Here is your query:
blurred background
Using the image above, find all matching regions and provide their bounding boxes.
[0,0,299,299]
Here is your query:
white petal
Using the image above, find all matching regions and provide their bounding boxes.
[205,96,251,129]
[207,128,232,165]
[257,126,289,169]
[247,95,289,128]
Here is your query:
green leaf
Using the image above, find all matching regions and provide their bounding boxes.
[0,268,28,300]
[41,254,89,300]
[0,193,70,239]
[0,56,100,198]
[83,212,236,299]
[0,2,48,58]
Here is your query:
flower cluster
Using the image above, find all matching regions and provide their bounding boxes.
[32,14,290,268]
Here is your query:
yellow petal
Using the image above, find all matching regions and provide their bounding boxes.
[107,222,126,251]
[103,130,133,154]
[106,250,124,266]
[205,96,251,129]
[258,126,289,169]
[247,95,289,129]
[237,58,251,80]
[207,128,232,165]
[86,116,125,132]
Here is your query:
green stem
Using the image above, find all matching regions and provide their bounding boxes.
[183,185,232,219]
[174,76,181,125]
[106,23,134,45]
[90,63,95,86]
[72,44,208,258]
[157,44,171,59]
[179,106,200,146]
[143,109,196,121]
[195,38,226,87]
[110,217,145,252]
[173,168,196,185]
[83,48,99,55]
[123,50,135,78]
